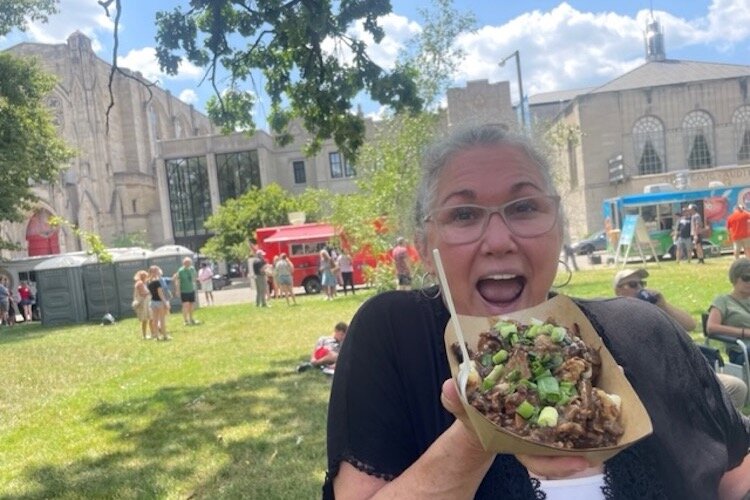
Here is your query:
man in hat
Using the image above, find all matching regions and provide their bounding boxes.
[613,268,748,408]
[726,203,750,259]
[252,250,269,307]
[688,204,705,264]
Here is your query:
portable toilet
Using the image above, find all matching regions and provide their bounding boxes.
[81,253,118,322]
[149,245,197,310]
[112,248,151,318]
[34,254,88,326]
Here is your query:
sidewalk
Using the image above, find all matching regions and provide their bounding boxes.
[205,278,308,306]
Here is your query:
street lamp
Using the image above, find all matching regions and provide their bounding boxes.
[499,50,526,130]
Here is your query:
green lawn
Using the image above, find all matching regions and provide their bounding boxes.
[0,256,746,498]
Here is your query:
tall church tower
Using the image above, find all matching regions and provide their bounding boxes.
[644,14,666,62]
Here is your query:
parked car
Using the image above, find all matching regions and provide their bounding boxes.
[571,230,608,255]
[211,274,232,291]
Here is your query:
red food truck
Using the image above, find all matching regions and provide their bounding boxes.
[255,222,377,294]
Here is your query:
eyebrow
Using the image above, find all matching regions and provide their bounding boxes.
[439,181,545,206]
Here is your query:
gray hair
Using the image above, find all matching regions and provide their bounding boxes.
[729,257,750,283]
[413,124,558,247]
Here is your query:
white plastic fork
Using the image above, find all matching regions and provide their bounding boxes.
[432,248,471,402]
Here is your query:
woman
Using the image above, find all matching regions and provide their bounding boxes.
[147,265,171,341]
[706,257,750,362]
[198,262,214,306]
[319,249,337,301]
[325,125,750,499]
[132,270,151,339]
[274,253,297,306]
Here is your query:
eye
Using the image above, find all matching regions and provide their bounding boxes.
[441,205,483,225]
[505,198,543,218]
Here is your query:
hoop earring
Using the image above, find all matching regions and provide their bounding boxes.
[554,259,572,289]
[418,272,441,299]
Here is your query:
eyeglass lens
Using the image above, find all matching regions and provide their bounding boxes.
[740,275,750,282]
[430,196,559,244]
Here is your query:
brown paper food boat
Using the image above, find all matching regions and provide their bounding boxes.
[444,294,653,462]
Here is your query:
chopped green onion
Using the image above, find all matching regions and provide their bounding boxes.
[550,326,567,343]
[492,349,509,364]
[538,406,559,427]
[480,353,493,367]
[481,364,505,391]
[516,400,536,419]
[497,322,517,339]
[506,368,521,382]
[537,375,561,404]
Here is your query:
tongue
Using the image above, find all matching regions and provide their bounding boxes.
[477,278,524,304]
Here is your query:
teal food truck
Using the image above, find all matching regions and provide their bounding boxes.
[603,184,750,257]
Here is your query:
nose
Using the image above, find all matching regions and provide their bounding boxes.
[479,211,519,253]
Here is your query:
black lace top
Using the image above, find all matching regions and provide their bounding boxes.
[324,290,750,499]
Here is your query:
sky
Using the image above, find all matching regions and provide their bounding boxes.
[1,0,749,128]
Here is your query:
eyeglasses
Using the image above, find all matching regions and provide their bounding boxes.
[620,280,647,289]
[739,275,750,283]
[424,195,561,245]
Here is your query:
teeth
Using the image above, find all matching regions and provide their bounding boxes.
[485,274,517,280]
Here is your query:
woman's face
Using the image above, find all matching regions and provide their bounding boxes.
[421,144,562,316]
[732,273,750,296]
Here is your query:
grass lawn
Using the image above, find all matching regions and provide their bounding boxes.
[0,255,747,498]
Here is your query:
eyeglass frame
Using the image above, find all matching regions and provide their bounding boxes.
[739,275,750,283]
[422,194,562,245]
[619,280,647,289]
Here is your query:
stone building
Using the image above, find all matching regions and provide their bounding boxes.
[1,31,214,258]
[551,19,750,239]
[3,32,457,257]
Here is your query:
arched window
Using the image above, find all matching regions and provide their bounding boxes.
[732,105,750,163]
[632,116,665,175]
[682,110,714,170]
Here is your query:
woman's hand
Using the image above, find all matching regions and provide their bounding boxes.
[440,378,593,479]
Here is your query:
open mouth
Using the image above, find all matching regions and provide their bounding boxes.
[476,275,525,305]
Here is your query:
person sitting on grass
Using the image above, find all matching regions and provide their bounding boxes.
[297,322,348,375]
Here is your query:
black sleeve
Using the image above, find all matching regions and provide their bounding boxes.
[325,291,453,485]
[578,298,750,497]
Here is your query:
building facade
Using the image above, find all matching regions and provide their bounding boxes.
[1,31,213,258]
[551,20,750,239]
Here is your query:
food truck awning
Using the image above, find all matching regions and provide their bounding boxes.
[263,223,337,243]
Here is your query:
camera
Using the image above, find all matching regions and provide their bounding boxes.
[637,289,658,304]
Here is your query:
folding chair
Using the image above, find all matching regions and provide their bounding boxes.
[702,312,750,406]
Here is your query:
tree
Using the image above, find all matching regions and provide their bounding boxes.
[0,0,59,36]
[200,183,327,262]
[151,0,423,160]
[0,53,74,250]
[331,0,474,259]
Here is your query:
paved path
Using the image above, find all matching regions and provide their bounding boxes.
[204,278,311,307]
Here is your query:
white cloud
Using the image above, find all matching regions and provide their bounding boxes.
[118,47,203,82]
[178,89,198,105]
[451,1,750,102]
[22,0,113,53]
[322,13,421,70]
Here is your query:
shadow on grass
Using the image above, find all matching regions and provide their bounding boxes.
[9,358,332,499]
[0,322,71,344]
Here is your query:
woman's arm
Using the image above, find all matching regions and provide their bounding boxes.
[719,453,750,500]
[706,307,748,338]
[334,380,591,499]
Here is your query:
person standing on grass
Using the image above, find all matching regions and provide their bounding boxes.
[147,266,171,341]
[174,257,200,325]
[132,270,151,339]
[0,279,10,326]
[17,281,33,322]
[336,250,355,295]
[252,250,269,307]
[274,253,297,306]
[689,203,706,264]
[727,204,750,259]
[319,249,337,301]
[198,262,215,306]
[392,237,412,290]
